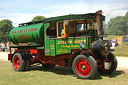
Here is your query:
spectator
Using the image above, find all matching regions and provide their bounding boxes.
[123,37,127,43]
[111,38,116,49]
[1,42,5,52]
[6,42,10,52]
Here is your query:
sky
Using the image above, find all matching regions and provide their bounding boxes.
[0,0,128,26]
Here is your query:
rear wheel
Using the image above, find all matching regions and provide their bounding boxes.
[72,55,97,79]
[12,53,25,71]
[42,63,55,69]
[24,60,30,70]
[98,53,117,74]
[22,52,31,71]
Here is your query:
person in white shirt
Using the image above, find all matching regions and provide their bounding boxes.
[111,38,116,49]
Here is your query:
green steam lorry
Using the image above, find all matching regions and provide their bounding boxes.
[8,10,117,79]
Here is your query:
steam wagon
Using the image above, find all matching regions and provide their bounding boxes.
[8,10,117,79]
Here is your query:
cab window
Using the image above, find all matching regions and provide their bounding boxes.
[76,23,84,32]
[46,22,57,38]
[58,22,64,37]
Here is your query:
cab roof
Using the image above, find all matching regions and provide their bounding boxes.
[19,13,105,27]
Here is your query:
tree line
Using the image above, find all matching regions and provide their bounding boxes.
[0,12,128,42]
[105,11,128,35]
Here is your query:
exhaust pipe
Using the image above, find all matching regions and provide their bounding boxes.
[96,10,103,39]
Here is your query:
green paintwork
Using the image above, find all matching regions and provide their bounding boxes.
[84,30,97,36]
[55,38,89,55]
[47,38,90,56]
[44,23,50,55]
[9,12,105,56]
[9,43,41,48]
[9,23,44,45]
[36,46,44,49]
[50,40,55,56]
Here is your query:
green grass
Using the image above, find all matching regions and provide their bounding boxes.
[112,42,128,56]
[104,35,128,56]
[0,61,128,85]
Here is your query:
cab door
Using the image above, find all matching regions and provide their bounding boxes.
[44,23,56,56]
[56,21,68,55]
[44,21,68,56]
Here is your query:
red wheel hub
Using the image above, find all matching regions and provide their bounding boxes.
[76,59,91,76]
[14,56,20,69]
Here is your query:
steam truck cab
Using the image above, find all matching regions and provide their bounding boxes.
[8,10,117,79]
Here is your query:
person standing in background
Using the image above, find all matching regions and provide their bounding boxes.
[6,42,10,52]
[111,38,116,49]
[123,37,127,43]
[1,42,5,52]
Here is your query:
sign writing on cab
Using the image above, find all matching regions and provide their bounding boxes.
[57,40,86,44]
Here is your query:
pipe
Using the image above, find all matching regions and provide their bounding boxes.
[96,10,103,37]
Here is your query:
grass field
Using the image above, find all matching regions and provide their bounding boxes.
[112,42,128,56]
[0,61,128,85]
[104,35,128,57]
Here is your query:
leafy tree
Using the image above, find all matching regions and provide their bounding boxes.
[125,12,128,32]
[107,16,127,35]
[0,19,13,42]
[32,15,46,21]
[125,11,128,20]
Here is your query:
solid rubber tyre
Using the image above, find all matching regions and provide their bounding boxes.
[12,53,25,71]
[42,63,55,69]
[72,55,97,79]
[24,60,30,70]
[21,52,31,71]
[98,53,117,74]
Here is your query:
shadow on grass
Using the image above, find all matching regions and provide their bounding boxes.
[27,66,125,80]
[94,70,125,80]
[28,66,74,75]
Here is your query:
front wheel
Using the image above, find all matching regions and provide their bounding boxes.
[72,55,97,79]
[98,53,117,74]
